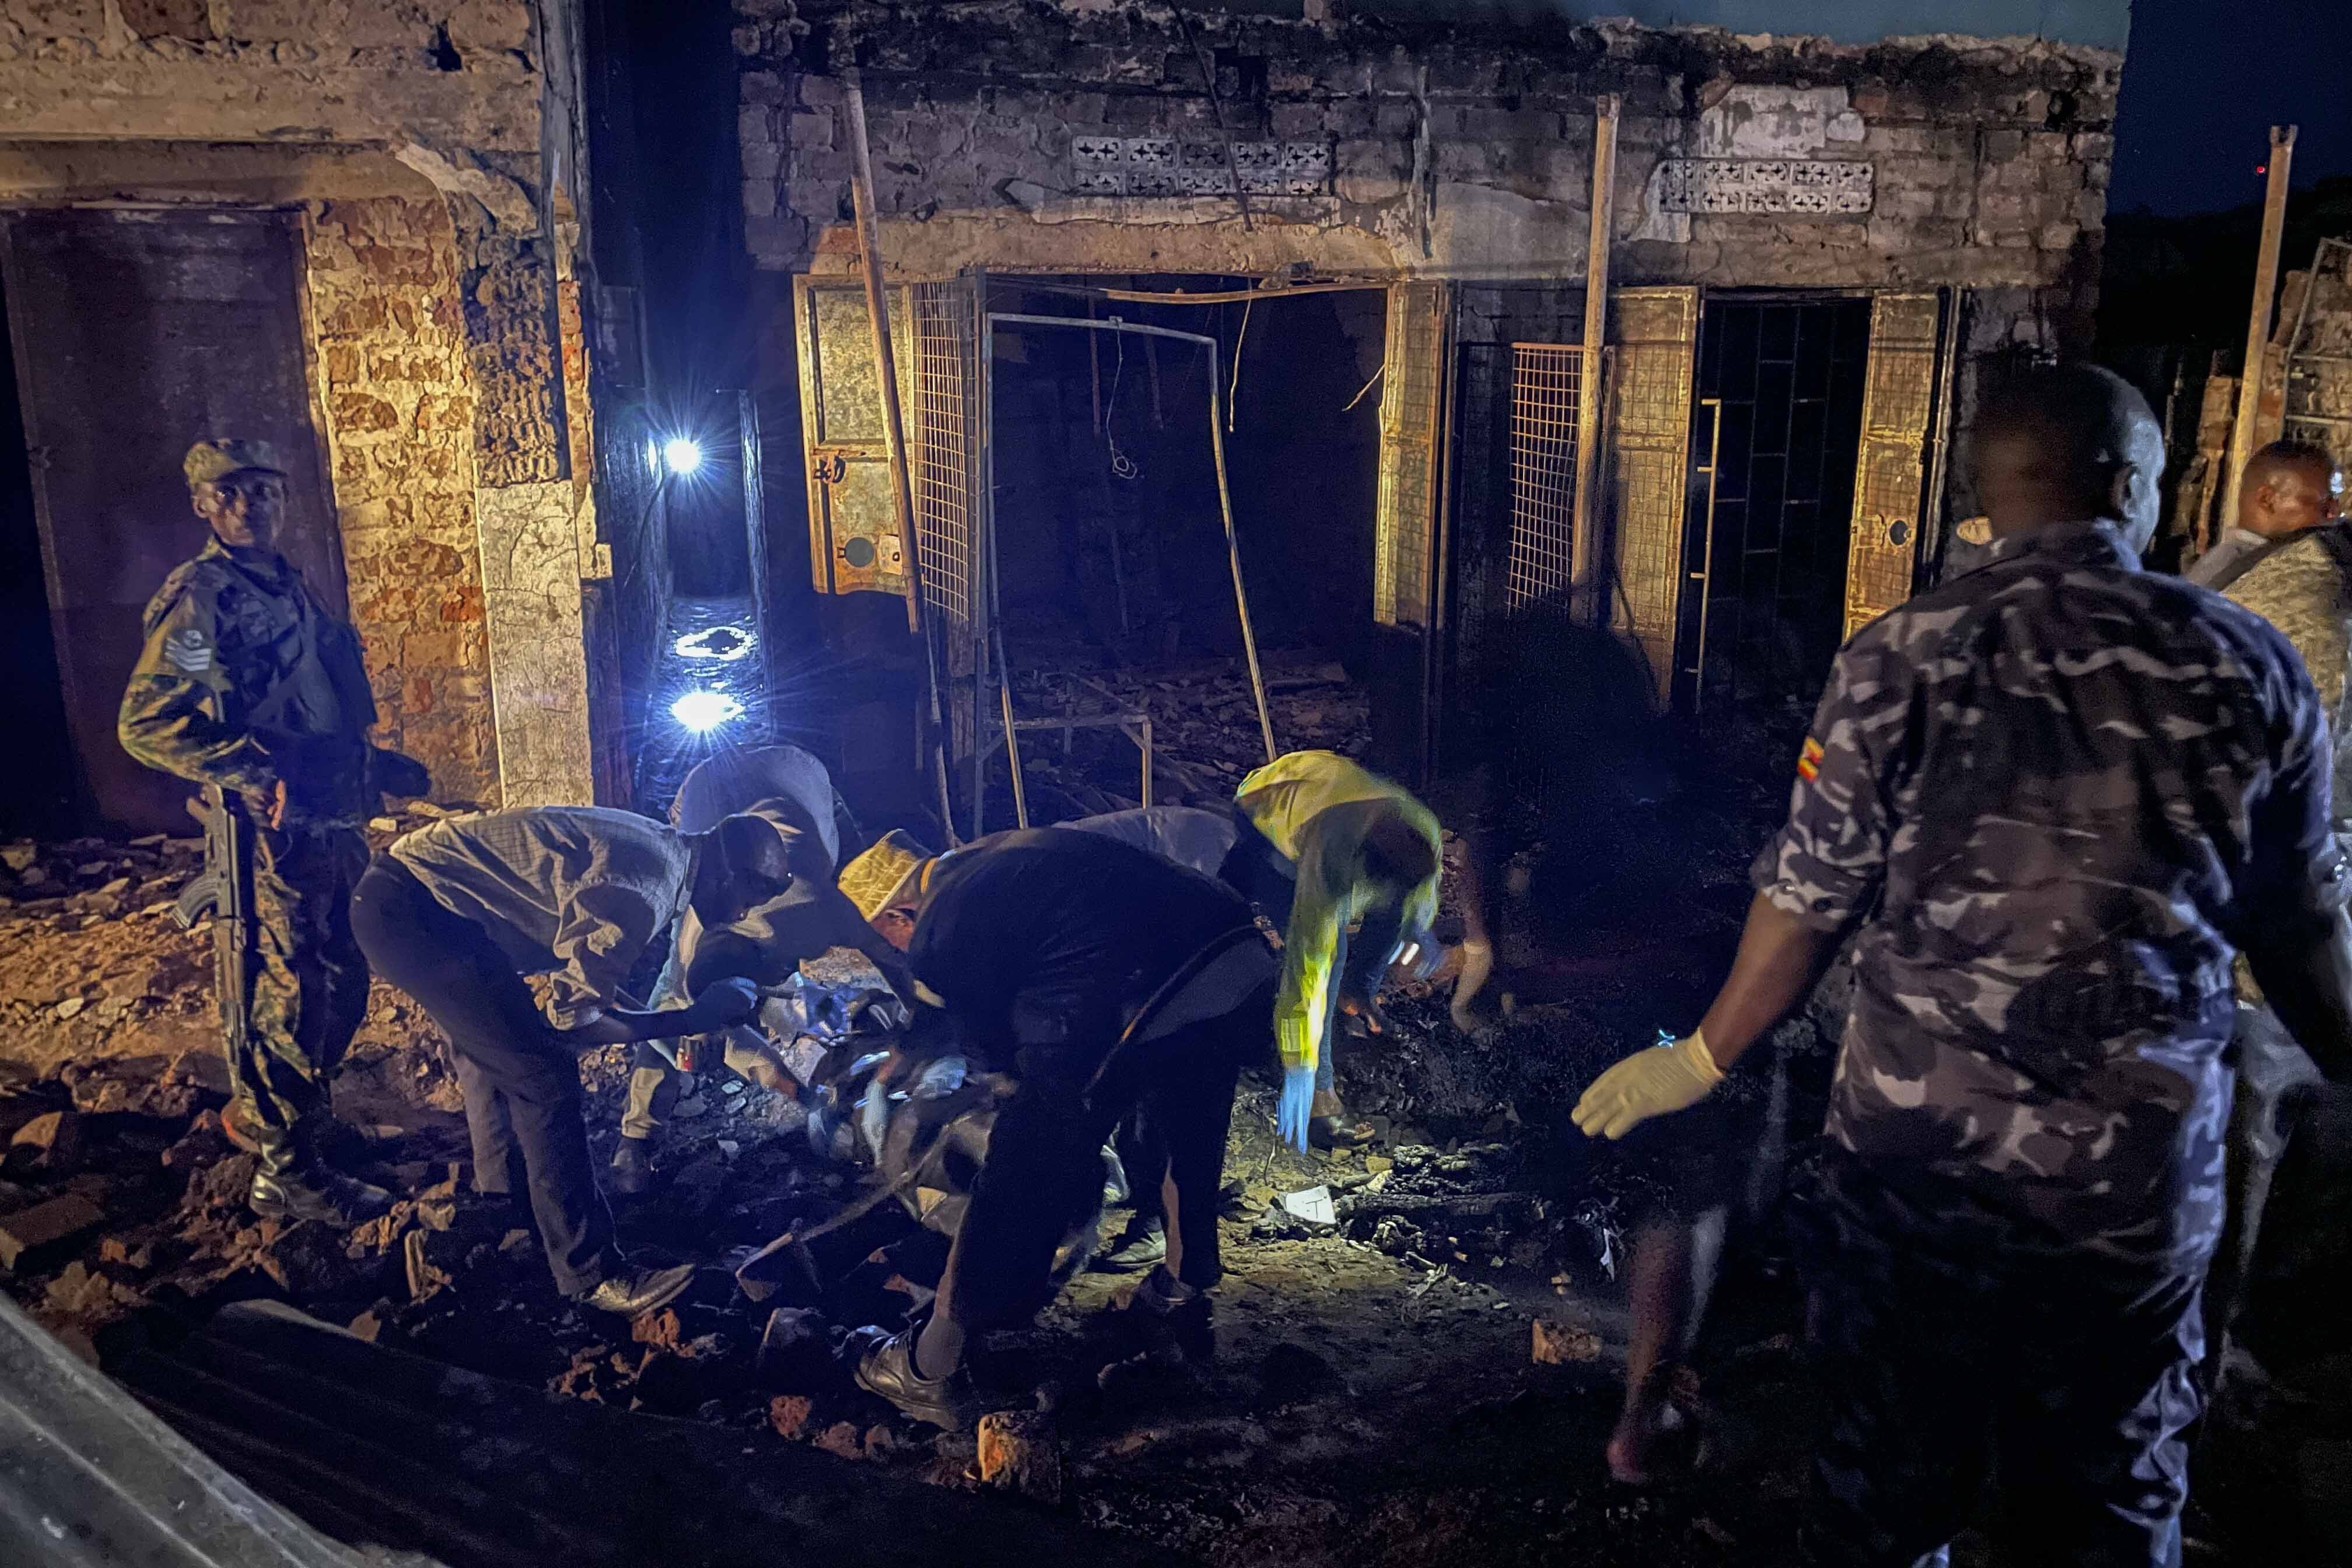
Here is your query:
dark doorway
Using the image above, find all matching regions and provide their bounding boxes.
[1676,296,1870,713]
[0,269,73,839]
[0,209,347,836]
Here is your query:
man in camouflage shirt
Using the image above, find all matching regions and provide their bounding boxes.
[1573,367,2352,1564]
[119,439,427,1226]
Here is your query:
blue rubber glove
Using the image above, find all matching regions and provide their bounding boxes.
[1277,1063,1317,1152]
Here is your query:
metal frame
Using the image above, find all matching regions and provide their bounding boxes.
[976,310,1277,833]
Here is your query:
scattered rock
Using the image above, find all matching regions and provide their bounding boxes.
[369,817,400,833]
[976,1409,1062,1502]
[10,1110,83,1174]
[1531,1318,1602,1365]
[768,1393,816,1440]
[348,1309,387,1343]
[813,1420,866,1461]
[0,1192,104,1272]
[1364,1153,1394,1174]
[97,1236,153,1270]
[44,1261,139,1322]
[632,1307,685,1351]
[55,996,85,1020]
[258,1222,376,1298]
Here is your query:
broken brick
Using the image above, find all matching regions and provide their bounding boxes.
[0,1192,104,1272]
[1531,1318,1602,1366]
[631,1307,685,1350]
[768,1393,816,1440]
[812,1420,866,1461]
[977,1410,1062,1503]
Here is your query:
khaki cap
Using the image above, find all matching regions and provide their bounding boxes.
[184,439,286,489]
[839,830,932,921]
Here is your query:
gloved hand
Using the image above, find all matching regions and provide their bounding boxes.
[1571,1028,1724,1140]
[1276,1063,1317,1152]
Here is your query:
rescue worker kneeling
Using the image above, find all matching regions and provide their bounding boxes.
[843,828,1276,1430]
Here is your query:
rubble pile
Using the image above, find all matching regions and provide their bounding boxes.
[1007,653,1370,813]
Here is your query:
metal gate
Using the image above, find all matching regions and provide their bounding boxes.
[908,279,986,764]
[0,209,346,834]
[1503,344,1582,610]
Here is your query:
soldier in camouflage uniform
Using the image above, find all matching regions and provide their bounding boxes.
[1573,367,2352,1565]
[119,439,426,1226]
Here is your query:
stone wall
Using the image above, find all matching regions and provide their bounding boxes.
[737,3,2117,348]
[0,0,604,810]
[304,195,500,804]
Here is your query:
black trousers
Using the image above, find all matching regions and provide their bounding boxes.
[1801,1152,2203,1568]
[348,855,614,1297]
[942,989,1264,1335]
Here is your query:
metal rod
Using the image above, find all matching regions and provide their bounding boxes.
[1018,278,1387,307]
[974,279,995,840]
[1570,94,1620,613]
[844,70,953,834]
[996,617,1029,828]
[2225,124,2297,528]
[1171,3,1254,233]
[988,312,1276,763]
[1688,398,1725,710]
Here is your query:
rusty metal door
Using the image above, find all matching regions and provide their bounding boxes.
[1604,285,1701,702]
[1843,291,1950,636]
[0,209,345,835]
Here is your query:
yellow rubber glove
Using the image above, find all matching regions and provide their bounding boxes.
[1571,1029,1724,1140]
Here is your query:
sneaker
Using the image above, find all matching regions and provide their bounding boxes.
[608,1136,653,1197]
[1090,1214,1167,1274]
[849,1326,977,1432]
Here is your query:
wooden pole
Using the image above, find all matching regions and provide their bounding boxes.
[1569,94,1620,612]
[843,70,953,830]
[2225,124,2297,529]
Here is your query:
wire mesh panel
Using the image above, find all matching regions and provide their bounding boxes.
[909,281,981,665]
[1504,344,1582,609]
[1843,292,1943,638]
[1376,282,1450,629]
[1605,287,1701,700]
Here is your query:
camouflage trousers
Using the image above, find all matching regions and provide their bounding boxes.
[219,825,371,1138]
[1797,1150,2204,1568]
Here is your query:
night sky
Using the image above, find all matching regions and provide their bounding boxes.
[2110,0,2351,216]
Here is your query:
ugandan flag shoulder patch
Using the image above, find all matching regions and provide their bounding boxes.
[1796,737,1825,782]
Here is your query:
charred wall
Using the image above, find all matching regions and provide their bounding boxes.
[0,0,605,813]
[737,3,2117,341]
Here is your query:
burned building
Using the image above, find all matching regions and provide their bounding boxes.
[0,0,633,835]
[734,0,2126,817]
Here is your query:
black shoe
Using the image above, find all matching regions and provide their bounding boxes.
[574,1261,696,1318]
[248,1164,394,1227]
[609,1136,653,1197]
[850,1326,977,1432]
[1126,1265,1215,1363]
[1090,1214,1167,1274]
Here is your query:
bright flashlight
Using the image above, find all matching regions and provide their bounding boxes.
[670,690,743,733]
[663,438,704,477]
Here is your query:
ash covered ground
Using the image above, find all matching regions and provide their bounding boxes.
[0,656,1870,1567]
